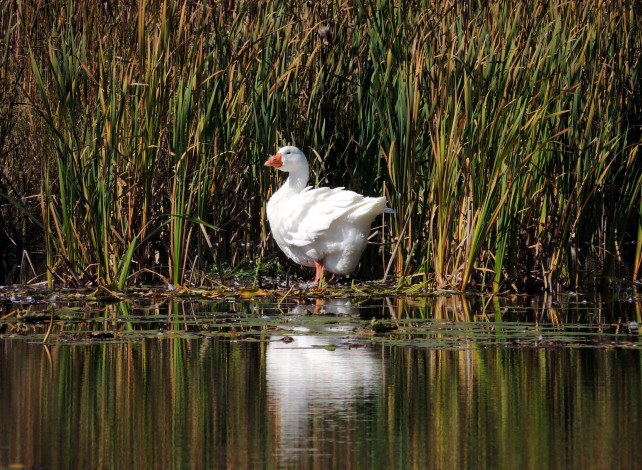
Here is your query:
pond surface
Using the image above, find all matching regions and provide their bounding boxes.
[1,288,641,469]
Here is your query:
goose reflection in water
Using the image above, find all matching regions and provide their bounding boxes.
[266,299,383,461]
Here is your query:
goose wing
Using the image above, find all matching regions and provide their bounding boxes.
[280,187,372,247]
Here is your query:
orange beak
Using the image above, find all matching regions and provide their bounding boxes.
[264,152,283,168]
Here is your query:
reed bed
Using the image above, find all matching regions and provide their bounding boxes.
[0,0,640,291]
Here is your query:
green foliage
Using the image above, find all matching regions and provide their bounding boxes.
[0,0,640,291]
[212,258,286,282]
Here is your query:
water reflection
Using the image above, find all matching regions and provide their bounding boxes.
[1,294,642,468]
[267,331,380,464]
[1,334,641,469]
[266,299,383,465]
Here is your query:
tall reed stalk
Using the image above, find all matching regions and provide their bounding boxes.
[0,0,640,291]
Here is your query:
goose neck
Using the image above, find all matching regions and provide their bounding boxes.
[284,168,309,193]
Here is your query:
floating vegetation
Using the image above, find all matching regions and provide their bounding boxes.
[1,285,640,349]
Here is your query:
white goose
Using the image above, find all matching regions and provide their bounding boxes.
[264,146,394,285]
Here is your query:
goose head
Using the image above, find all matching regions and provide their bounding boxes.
[264,146,309,174]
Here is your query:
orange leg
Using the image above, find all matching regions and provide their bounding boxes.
[314,260,325,286]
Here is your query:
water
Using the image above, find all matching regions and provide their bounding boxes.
[1,290,641,469]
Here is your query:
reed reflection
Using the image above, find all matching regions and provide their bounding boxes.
[0,296,641,470]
